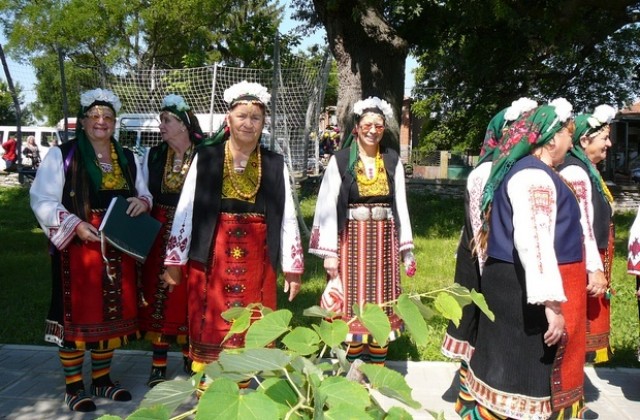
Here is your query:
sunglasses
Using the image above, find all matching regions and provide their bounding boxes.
[85,113,115,123]
[360,123,385,133]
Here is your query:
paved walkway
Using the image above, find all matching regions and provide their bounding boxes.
[0,344,638,419]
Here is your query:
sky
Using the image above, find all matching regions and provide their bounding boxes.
[0,5,418,111]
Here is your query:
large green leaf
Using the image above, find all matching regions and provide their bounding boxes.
[447,283,474,306]
[385,406,415,419]
[219,348,291,374]
[290,354,326,379]
[409,295,437,320]
[197,377,279,420]
[359,364,421,409]
[324,403,375,419]
[222,309,252,344]
[204,360,254,383]
[221,306,252,322]
[316,376,371,411]
[470,289,495,321]
[303,305,335,318]
[138,378,195,412]
[257,377,300,418]
[312,319,349,348]
[394,294,429,347]
[434,292,463,327]
[354,303,391,345]
[245,309,292,348]
[282,326,321,355]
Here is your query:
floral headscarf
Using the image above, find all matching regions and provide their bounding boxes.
[160,94,204,142]
[481,98,574,214]
[569,104,616,202]
[478,97,538,166]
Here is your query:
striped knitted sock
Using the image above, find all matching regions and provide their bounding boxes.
[455,361,475,417]
[59,348,85,393]
[462,405,508,420]
[367,343,388,365]
[346,342,364,362]
[152,342,169,369]
[90,349,114,387]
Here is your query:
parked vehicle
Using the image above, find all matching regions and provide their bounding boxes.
[0,125,64,162]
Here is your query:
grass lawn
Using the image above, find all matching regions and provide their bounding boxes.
[1,181,639,367]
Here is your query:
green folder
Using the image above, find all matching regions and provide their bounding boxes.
[99,195,162,262]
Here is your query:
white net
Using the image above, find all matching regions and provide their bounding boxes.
[106,54,332,178]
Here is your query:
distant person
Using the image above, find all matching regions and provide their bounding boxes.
[2,136,17,172]
[23,135,41,169]
[139,94,203,387]
[30,88,153,412]
[309,96,416,366]
[161,81,303,387]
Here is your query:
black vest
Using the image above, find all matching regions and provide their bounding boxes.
[488,155,583,264]
[188,142,285,270]
[59,139,137,221]
[147,144,182,207]
[557,155,612,249]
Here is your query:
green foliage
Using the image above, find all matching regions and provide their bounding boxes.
[100,281,491,419]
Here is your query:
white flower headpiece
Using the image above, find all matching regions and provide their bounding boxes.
[223,81,271,105]
[548,97,573,123]
[587,104,616,129]
[162,94,190,112]
[80,88,122,113]
[353,96,394,120]
[504,97,538,121]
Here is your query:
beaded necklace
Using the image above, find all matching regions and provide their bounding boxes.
[163,145,194,192]
[224,141,261,200]
[98,142,126,190]
[356,153,384,186]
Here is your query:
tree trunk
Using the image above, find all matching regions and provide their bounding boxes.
[312,0,408,149]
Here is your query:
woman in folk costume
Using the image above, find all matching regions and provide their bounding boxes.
[309,96,415,365]
[558,105,617,366]
[139,94,204,387]
[626,206,640,362]
[161,81,304,379]
[440,98,538,410]
[30,89,152,412]
[463,99,591,419]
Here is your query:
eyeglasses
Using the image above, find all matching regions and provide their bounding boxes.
[360,123,385,133]
[85,113,115,123]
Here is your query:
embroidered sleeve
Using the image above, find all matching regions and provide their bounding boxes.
[29,147,81,250]
[308,156,341,258]
[281,164,304,274]
[508,169,566,304]
[628,204,640,275]
[164,154,197,266]
[467,162,492,272]
[393,159,414,252]
[134,151,153,210]
[559,165,603,273]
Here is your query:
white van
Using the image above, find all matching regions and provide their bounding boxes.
[0,125,64,164]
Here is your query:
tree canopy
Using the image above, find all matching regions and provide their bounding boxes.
[293,0,640,152]
[0,0,287,124]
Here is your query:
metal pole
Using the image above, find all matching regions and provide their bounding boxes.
[58,47,70,142]
[270,32,280,151]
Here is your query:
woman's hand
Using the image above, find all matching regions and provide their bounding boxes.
[161,266,182,292]
[284,273,302,301]
[586,270,607,297]
[324,257,339,279]
[76,221,100,243]
[543,301,565,346]
[126,197,149,217]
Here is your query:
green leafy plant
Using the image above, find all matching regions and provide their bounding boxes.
[97,286,493,420]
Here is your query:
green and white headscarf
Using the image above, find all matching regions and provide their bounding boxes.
[477,97,538,166]
[569,104,616,202]
[481,98,574,214]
